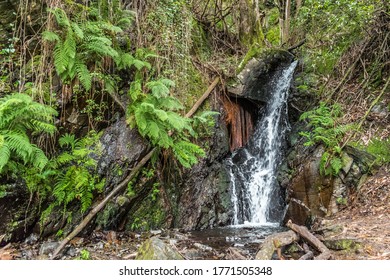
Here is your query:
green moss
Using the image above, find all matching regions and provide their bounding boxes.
[237,44,263,73]
[323,239,361,251]
[126,191,167,232]
[366,138,390,164]
[95,201,119,229]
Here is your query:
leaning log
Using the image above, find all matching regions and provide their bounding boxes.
[286,220,333,260]
[255,230,299,260]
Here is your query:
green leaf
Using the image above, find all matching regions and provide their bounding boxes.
[42,31,60,42]
[154,109,168,121]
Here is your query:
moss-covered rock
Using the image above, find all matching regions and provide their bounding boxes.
[323,239,361,251]
[135,237,184,260]
[229,49,294,103]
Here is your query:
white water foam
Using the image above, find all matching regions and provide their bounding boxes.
[229,61,298,225]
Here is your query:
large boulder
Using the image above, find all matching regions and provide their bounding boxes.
[97,117,148,188]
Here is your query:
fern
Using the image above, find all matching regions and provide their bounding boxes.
[172,141,206,168]
[299,102,352,176]
[0,94,57,173]
[127,77,212,168]
[41,132,105,221]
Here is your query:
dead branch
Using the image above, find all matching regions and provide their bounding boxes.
[185,77,220,117]
[227,247,247,260]
[287,38,306,52]
[287,220,333,260]
[50,78,220,260]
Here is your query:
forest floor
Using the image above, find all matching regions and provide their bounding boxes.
[1,168,389,260]
[323,166,390,260]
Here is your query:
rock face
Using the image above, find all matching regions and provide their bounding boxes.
[175,115,232,230]
[97,117,148,188]
[282,142,376,226]
[135,237,184,260]
[228,50,294,103]
[283,146,334,225]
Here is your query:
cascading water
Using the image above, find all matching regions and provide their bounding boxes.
[228,61,297,226]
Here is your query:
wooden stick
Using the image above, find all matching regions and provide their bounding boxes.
[287,38,306,52]
[286,220,333,260]
[50,77,220,259]
[185,77,220,118]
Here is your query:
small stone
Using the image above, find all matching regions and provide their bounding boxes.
[66,247,77,257]
[193,243,213,252]
[25,233,39,245]
[39,241,60,255]
[150,229,162,235]
[341,153,354,174]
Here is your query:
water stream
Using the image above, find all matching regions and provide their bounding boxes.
[229,61,298,226]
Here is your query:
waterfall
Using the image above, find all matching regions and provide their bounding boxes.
[228,61,297,226]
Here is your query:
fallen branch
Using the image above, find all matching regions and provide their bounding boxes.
[287,220,333,260]
[299,251,314,260]
[288,38,306,52]
[50,77,220,259]
[185,77,220,118]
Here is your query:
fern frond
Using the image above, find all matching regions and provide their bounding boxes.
[64,28,76,63]
[166,111,189,132]
[146,80,171,98]
[49,8,70,28]
[4,131,33,162]
[31,146,49,170]
[172,141,205,168]
[59,133,77,149]
[75,61,92,90]
[55,152,74,165]
[99,22,123,34]
[133,59,151,71]
[42,31,60,42]
[159,97,184,110]
[53,41,67,75]
[0,142,11,172]
[71,22,84,39]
